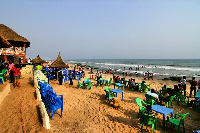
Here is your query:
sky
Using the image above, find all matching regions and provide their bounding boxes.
[1,0,200,60]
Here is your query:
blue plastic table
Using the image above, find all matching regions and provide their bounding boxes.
[110,89,124,101]
[152,105,173,129]
[101,79,108,87]
[114,83,124,91]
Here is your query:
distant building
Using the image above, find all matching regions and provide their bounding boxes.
[0,24,30,64]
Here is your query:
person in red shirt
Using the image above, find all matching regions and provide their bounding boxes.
[12,65,21,88]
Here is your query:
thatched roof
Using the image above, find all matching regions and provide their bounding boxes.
[0,32,12,48]
[50,52,66,68]
[0,24,30,47]
[31,55,46,64]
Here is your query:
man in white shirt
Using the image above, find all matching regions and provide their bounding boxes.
[180,76,186,96]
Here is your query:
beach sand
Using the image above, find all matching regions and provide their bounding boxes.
[0,68,199,133]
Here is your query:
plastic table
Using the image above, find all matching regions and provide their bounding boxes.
[152,105,173,129]
[114,83,124,91]
[101,79,108,87]
[110,89,124,101]
[83,81,91,86]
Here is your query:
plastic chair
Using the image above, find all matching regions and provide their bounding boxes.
[84,78,90,81]
[47,93,63,120]
[145,94,157,106]
[146,84,151,91]
[163,95,176,108]
[78,81,83,89]
[108,78,112,86]
[0,69,7,84]
[140,113,157,133]
[97,78,103,87]
[177,95,190,107]
[129,83,136,92]
[140,83,147,92]
[136,98,150,117]
[104,87,115,103]
[86,82,92,90]
[166,113,189,133]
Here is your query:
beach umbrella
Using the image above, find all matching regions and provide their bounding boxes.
[50,52,66,68]
[31,55,46,64]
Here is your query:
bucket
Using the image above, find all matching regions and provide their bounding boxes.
[113,97,121,108]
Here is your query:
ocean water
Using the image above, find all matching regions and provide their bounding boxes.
[64,59,200,79]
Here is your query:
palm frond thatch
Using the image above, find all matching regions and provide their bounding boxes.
[0,24,30,47]
[31,55,46,64]
[50,52,66,68]
[0,32,12,48]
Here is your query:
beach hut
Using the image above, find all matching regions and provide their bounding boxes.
[0,24,30,63]
[31,55,46,64]
[50,52,66,68]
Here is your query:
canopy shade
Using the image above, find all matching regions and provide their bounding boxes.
[0,24,30,47]
[50,52,66,68]
[31,55,46,64]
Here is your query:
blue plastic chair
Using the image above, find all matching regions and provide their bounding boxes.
[47,93,63,120]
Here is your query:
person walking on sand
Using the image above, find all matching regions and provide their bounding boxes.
[8,60,14,83]
[12,65,21,88]
[180,76,187,96]
[69,70,73,85]
[58,68,63,85]
[190,77,198,98]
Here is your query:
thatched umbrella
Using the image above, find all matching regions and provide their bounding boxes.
[50,52,66,68]
[31,55,46,64]
[0,24,30,47]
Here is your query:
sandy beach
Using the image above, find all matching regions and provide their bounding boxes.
[0,66,200,133]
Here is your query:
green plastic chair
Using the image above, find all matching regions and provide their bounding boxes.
[86,82,92,90]
[177,95,189,107]
[172,89,183,99]
[140,83,147,93]
[97,78,103,87]
[166,113,189,133]
[129,83,136,92]
[146,84,151,91]
[84,78,90,81]
[35,65,43,70]
[136,98,150,117]
[0,69,7,84]
[104,86,115,103]
[145,94,157,106]
[162,95,176,108]
[140,113,157,133]
[108,78,112,86]
[78,81,83,89]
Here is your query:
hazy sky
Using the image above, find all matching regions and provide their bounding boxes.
[1,0,200,60]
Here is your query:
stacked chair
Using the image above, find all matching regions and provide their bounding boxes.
[36,70,63,120]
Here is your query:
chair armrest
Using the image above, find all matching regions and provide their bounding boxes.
[174,113,182,119]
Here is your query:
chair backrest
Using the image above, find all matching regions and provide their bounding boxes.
[87,82,92,87]
[179,113,189,125]
[140,113,157,125]
[105,86,110,92]
[108,78,112,85]
[169,95,176,102]
[0,69,7,75]
[136,98,145,109]
[84,78,89,81]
